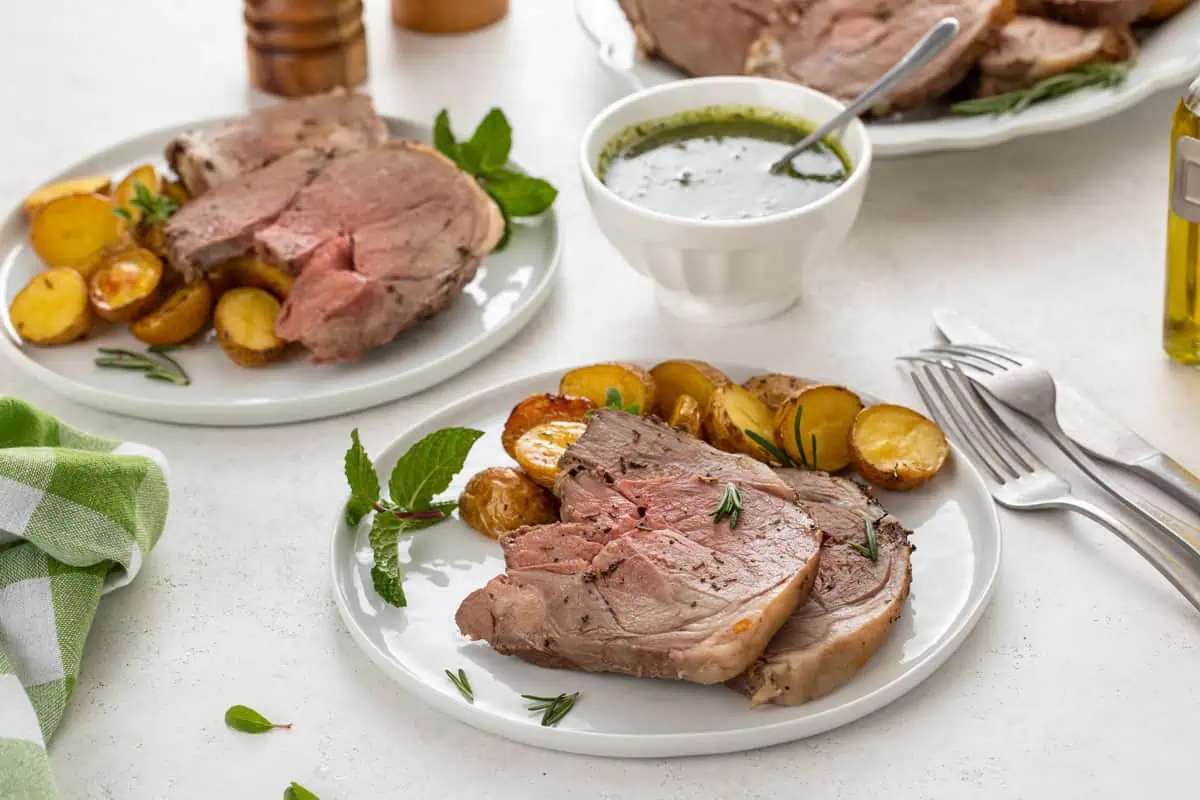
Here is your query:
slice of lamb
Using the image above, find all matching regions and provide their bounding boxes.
[977,16,1135,97]
[1015,0,1151,26]
[618,0,780,76]
[746,0,1016,114]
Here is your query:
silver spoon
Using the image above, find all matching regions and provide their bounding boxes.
[770,17,960,173]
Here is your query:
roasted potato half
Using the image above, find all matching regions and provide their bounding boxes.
[1145,0,1190,19]
[214,287,287,367]
[742,373,815,411]
[223,255,294,299]
[850,404,949,491]
[8,267,92,345]
[775,385,864,472]
[560,362,656,413]
[22,176,111,219]
[130,281,213,346]
[113,164,158,226]
[667,394,703,438]
[649,359,729,418]
[704,383,779,462]
[29,193,123,267]
[160,178,190,207]
[88,247,164,323]
[459,466,560,539]
[502,393,596,460]
[513,420,588,490]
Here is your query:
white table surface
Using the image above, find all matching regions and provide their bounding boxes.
[3,0,1199,797]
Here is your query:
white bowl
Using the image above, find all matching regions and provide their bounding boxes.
[580,77,872,325]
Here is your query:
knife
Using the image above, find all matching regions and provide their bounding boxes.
[933,308,1200,516]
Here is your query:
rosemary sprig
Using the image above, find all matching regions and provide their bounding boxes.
[792,405,808,469]
[95,346,190,386]
[521,692,580,727]
[810,434,818,472]
[445,668,474,703]
[744,430,794,467]
[950,62,1128,117]
[710,482,743,530]
[849,518,879,562]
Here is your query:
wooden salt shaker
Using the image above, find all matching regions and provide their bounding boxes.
[245,0,368,97]
[392,0,509,33]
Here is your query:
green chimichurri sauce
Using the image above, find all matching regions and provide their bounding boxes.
[596,105,852,221]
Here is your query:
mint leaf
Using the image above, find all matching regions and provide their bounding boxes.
[368,501,458,608]
[433,110,461,167]
[284,783,319,800]
[388,427,484,511]
[626,404,641,415]
[344,429,380,526]
[469,108,513,173]
[225,705,291,734]
[604,388,623,409]
[483,169,558,218]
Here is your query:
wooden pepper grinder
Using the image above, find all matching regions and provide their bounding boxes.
[245,0,368,98]
[392,0,509,33]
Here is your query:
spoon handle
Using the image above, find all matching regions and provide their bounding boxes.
[772,17,960,169]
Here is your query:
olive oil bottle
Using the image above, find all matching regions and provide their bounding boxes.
[1165,76,1200,363]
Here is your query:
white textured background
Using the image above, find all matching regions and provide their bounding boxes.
[1,0,1197,797]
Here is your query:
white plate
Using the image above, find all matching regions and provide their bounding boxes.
[0,117,561,426]
[577,0,1200,157]
[331,363,1002,758]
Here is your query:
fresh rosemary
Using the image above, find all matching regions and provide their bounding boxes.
[849,518,879,562]
[94,345,190,386]
[522,692,580,727]
[950,62,1128,117]
[744,430,792,466]
[445,668,474,703]
[710,482,743,530]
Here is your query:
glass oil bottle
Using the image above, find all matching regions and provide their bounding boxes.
[1166,75,1200,363]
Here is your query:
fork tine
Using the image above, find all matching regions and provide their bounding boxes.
[939,363,1042,469]
[911,349,996,375]
[935,363,1033,475]
[923,345,1011,371]
[943,342,1024,367]
[908,365,1008,483]
[921,364,1023,480]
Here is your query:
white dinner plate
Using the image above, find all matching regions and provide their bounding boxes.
[331,363,1002,758]
[0,117,561,426]
[577,0,1200,157]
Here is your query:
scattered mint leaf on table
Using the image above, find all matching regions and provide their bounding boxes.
[284,782,320,800]
[344,429,380,526]
[224,704,291,734]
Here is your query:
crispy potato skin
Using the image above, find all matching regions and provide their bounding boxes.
[667,394,703,438]
[9,268,92,345]
[160,178,190,207]
[213,287,287,367]
[459,466,560,539]
[775,384,864,472]
[88,247,164,323]
[704,384,778,462]
[22,176,112,219]
[514,420,588,489]
[560,362,656,413]
[131,281,213,346]
[850,404,949,491]
[502,393,596,460]
[649,359,729,418]
[30,193,123,267]
[742,373,815,411]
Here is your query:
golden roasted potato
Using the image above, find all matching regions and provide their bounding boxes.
[502,393,596,460]
[22,176,111,219]
[222,255,294,299]
[667,394,703,438]
[213,287,287,367]
[29,193,123,267]
[742,373,815,411]
[112,164,158,226]
[560,362,656,413]
[88,247,164,323]
[8,267,92,345]
[1145,0,1190,18]
[130,281,213,346]
[850,404,949,491]
[72,237,137,281]
[459,466,560,539]
[775,384,864,472]
[160,178,190,207]
[649,359,728,418]
[704,383,779,462]
[513,420,588,489]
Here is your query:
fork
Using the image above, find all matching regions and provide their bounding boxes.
[909,343,1200,559]
[907,362,1200,613]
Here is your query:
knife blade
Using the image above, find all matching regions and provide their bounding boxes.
[932,308,1200,516]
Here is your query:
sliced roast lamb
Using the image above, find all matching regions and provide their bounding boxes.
[977,16,1135,97]
[730,470,913,706]
[746,0,1015,114]
[618,0,780,76]
[1015,0,1151,26]
[165,89,387,197]
[455,411,824,684]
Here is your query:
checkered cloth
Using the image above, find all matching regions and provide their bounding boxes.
[0,398,168,800]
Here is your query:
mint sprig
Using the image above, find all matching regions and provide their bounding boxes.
[345,428,483,607]
[224,704,291,734]
[284,782,319,800]
[433,109,558,249]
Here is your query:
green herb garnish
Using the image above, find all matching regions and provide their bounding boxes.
[446,668,474,703]
[810,433,818,472]
[344,427,484,607]
[744,430,793,467]
[224,704,291,734]
[792,404,807,469]
[849,518,879,562]
[522,692,580,727]
[113,181,178,226]
[284,782,319,800]
[951,62,1128,117]
[710,482,743,530]
[94,345,190,386]
[587,387,641,418]
[433,109,558,249]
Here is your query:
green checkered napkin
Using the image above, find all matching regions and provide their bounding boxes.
[0,398,168,800]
